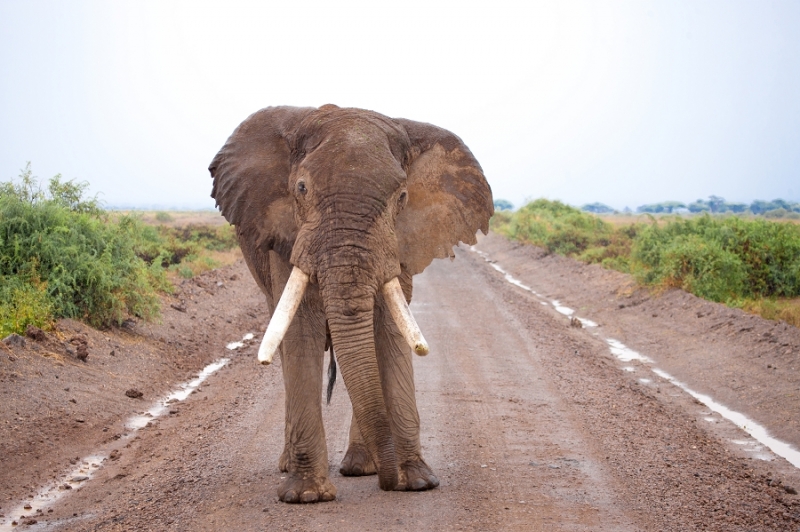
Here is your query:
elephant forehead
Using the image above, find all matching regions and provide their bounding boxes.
[302,139,406,191]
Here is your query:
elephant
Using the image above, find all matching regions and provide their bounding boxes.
[209,104,493,503]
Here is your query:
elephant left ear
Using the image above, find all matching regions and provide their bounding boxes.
[393,118,494,276]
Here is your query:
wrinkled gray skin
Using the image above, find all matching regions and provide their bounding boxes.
[210,104,493,503]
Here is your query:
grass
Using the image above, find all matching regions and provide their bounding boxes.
[0,165,239,337]
[492,200,800,327]
[132,222,240,279]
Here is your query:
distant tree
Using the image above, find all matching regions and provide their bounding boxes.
[750,199,799,215]
[750,200,771,214]
[764,208,789,219]
[661,201,687,213]
[637,201,686,214]
[581,202,615,214]
[688,200,710,213]
[771,199,792,210]
[493,199,514,211]
[707,195,726,213]
[727,203,748,213]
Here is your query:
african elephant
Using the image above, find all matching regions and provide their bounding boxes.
[209,104,493,503]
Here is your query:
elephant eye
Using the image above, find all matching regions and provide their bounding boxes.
[398,191,407,207]
[297,181,307,195]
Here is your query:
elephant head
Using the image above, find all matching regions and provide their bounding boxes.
[209,104,492,491]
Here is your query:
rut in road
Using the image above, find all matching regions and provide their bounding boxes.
[29,245,800,531]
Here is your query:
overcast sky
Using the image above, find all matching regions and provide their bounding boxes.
[1,1,798,211]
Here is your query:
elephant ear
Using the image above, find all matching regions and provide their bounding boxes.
[393,118,494,276]
[209,106,314,260]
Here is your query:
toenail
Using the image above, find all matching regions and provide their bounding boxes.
[410,478,427,490]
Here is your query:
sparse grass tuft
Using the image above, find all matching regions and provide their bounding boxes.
[740,298,800,328]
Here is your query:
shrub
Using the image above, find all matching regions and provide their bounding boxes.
[631,215,800,301]
[497,199,800,325]
[495,199,634,271]
[0,270,53,337]
[0,165,165,332]
[155,211,174,223]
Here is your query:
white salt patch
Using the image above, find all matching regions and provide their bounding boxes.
[606,339,653,363]
[226,332,256,350]
[652,369,800,468]
[551,300,574,316]
[490,263,506,274]
[504,273,532,291]
[126,358,229,430]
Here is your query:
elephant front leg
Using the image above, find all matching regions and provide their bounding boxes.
[276,289,336,503]
[341,296,439,491]
[378,341,439,492]
[340,413,377,476]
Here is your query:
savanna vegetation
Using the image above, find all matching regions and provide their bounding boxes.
[0,164,238,337]
[492,199,800,327]
[629,196,800,217]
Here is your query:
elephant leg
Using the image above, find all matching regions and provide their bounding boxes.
[339,412,377,476]
[271,257,335,503]
[376,294,439,491]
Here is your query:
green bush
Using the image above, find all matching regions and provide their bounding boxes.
[493,199,634,271]
[0,271,53,337]
[155,211,174,223]
[497,200,800,322]
[632,215,800,301]
[633,232,747,301]
[0,164,165,333]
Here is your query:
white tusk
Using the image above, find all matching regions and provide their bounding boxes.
[258,267,309,365]
[382,277,429,356]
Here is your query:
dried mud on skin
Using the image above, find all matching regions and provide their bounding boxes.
[0,235,799,530]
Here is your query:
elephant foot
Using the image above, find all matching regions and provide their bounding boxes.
[339,443,376,476]
[278,474,336,503]
[395,458,439,491]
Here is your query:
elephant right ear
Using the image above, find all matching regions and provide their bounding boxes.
[209,106,314,260]
[393,119,494,276]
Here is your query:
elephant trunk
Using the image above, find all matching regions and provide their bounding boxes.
[320,271,398,491]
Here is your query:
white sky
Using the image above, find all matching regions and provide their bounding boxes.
[1,0,798,210]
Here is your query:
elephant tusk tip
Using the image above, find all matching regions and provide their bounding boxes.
[414,343,429,356]
[257,350,275,365]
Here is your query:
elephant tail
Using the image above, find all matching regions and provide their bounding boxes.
[326,346,337,405]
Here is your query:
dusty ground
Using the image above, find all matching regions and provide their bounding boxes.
[1,232,799,530]
[109,211,228,228]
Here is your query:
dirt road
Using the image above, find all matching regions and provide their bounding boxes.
[2,233,800,530]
